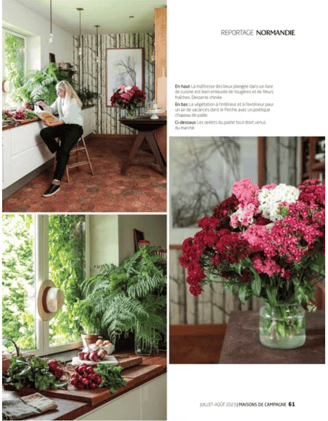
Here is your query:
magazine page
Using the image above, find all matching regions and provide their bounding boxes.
[168,0,326,420]
[1,1,326,420]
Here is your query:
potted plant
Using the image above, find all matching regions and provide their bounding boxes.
[76,88,99,106]
[16,63,76,106]
[80,246,166,354]
[180,179,325,349]
[15,86,33,109]
[73,300,102,347]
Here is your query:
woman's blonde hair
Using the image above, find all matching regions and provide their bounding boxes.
[56,80,82,108]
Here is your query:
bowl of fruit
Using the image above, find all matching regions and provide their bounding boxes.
[90,339,115,355]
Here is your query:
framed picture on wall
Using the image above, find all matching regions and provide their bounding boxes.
[106,48,144,107]
[133,229,144,252]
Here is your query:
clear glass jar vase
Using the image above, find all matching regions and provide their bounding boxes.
[134,337,152,356]
[259,304,306,349]
[134,323,154,356]
[126,108,137,119]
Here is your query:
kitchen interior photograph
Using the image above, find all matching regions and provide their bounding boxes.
[169,136,325,365]
[2,213,167,420]
[2,0,167,213]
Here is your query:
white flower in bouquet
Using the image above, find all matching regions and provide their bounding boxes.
[258,184,300,221]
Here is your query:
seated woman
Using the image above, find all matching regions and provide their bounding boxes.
[37,81,83,197]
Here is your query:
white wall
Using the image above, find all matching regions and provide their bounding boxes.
[89,215,119,275]
[118,215,167,263]
[89,215,167,271]
[2,0,73,69]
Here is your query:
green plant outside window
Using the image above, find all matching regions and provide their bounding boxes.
[2,215,36,351]
[48,215,86,346]
[2,215,86,352]
[4,31,25,105]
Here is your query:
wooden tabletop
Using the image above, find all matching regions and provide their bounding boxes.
[170,324,227,364]
[120,115,167,131]
[2,352,167,420]
[220,310,325,364]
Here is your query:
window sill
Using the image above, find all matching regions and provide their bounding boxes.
[45,347,83,363]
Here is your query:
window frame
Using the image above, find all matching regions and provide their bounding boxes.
[4,214,90,357]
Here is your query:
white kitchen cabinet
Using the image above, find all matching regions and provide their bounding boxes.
[2,107,95,191]
[140,374,167,420]
[76,374,167,421]
[2,121,53,190]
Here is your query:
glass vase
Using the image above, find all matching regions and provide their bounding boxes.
[259,304,306,349]
[134,337,152,356]
[134,323,156,356]
[126,109,137,119]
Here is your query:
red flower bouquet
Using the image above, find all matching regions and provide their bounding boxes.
[180,179,325,348]
[110,85,146,118]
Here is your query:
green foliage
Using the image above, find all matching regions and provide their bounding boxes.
[2,356,68,391]
[17,63,76,105]
[204,243,324,310]
[76,87,100,106]
[2,215,35,350]
[48,215,86,344]
[4,33,25,103]
[94,365,126,393]
[80,246,167,346]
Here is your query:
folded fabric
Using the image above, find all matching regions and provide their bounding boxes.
[21,393,57,413]
[2,393,58,420]
[2,397,41,420]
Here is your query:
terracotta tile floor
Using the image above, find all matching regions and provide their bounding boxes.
[2,136,167,213]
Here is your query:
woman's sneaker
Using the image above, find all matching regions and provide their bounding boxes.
[43,183,60,197]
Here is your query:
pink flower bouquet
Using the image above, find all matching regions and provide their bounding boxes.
[110,85,146,117]
[180,179,325,348]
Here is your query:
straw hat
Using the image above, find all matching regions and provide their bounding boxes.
[37,280,65,321]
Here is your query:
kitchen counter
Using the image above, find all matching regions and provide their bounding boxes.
[2,105,95,131]
[2,352,167,420]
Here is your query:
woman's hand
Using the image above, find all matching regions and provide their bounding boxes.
[36,101,47,108]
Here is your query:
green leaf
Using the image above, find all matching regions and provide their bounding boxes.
[266,287,278,308]
[238,284,248,303]
[309,253,325,276]
[251,273,261,296]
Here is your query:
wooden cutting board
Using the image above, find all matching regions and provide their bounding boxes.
[70,355,142,369]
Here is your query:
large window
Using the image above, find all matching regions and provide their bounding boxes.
[2,28,26,107]
[2,214,89,356]
[2,215,36,350]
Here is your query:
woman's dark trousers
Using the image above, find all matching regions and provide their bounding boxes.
[40,124,83,181]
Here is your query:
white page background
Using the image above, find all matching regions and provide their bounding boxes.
[167,0,327,419]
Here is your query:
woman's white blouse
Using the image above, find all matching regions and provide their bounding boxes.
[49,97,83,127]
